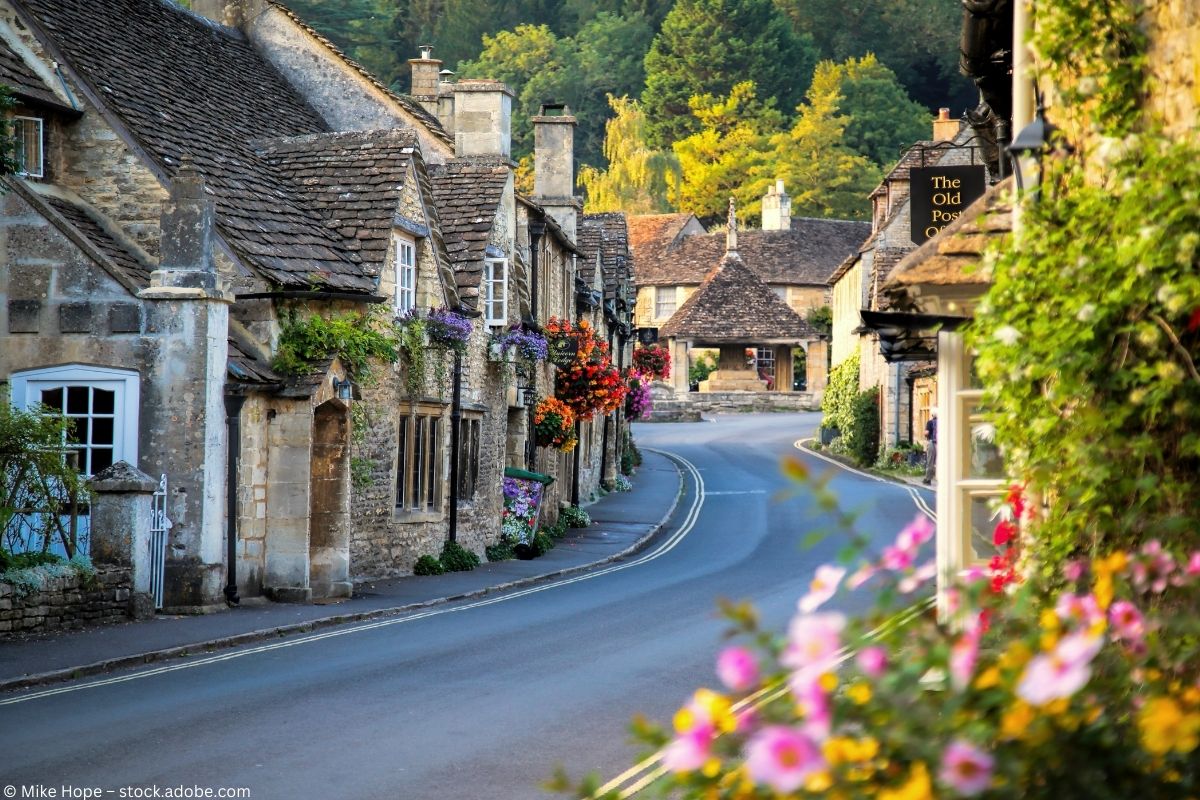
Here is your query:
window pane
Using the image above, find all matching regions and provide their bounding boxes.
[426,418,438,510]
[67,417,88,445]
[67,386,90,414]
[40,387,64,411]
[413,417,425,510]
[93,389,116,415]
[92,416,115,447]
[91,448,114,474]
[967,493,1004,562]
[396,417,408,508]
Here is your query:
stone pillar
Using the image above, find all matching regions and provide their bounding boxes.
[533,104,578,241]
[90,461,157,619]
[671,339,690,392]
[806,340,829,393]
[408,46,442,118]
[138,159,232,613]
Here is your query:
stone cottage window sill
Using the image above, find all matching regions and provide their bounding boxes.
[392,510,445,524]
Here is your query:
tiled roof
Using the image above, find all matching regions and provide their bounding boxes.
[0,35,66,109]
[227,329,283,387]
[660,253,819,343]
[255,129,417,282]
[16,0,381,292]
[581,212,631,300]
[633,218,870,287]
[42,194,154,287]
[627,213,697,252]
[883,177,1014,299]
[429,157,510,304]
[576,220,603,287]
[266,1,453,149]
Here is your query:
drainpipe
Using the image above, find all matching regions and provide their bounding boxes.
[526,221,545,473]
[571,420,581,506]
[893,362,903,448]
[448,347,463,544]
[906,373,916,446]
[223,392,246,606]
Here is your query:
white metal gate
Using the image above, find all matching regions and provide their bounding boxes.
[150,474,171,610]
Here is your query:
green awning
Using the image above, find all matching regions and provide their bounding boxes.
[503,467,555,485]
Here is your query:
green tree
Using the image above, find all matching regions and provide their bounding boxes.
[813,55,931,166]
[579,95,678,213]
[669,82,783,223]
[641,0,817,148]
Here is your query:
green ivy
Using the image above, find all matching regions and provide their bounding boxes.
[273,307,398,380]
[820,350,859,433]
[395,316,428,397]
[845,386,881,467]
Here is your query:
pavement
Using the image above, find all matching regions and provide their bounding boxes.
[0,448,683,692]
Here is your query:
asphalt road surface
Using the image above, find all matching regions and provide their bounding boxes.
[0,413,933,800]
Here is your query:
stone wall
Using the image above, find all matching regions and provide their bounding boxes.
[1141,0,1199,138]
[0,567,133,636]
[643,386,819,421]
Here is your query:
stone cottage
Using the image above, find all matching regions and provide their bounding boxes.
[0,0,628,611]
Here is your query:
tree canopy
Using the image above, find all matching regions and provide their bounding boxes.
[578,96,679,213]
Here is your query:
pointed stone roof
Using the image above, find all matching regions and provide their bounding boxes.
[659,252,819,344]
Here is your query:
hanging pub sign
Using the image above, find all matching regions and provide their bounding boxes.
[636,327,659,345]
[909,165,987,245]
[547,336,579,368]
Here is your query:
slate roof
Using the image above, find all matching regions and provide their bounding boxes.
[581,212,631,300]
[43,195,154,287]
[0,35,67,109]
[265,0,453,149]
[627,213,697,253]
[254,129,417,281]
[15,0,380,293]
[576,220,604,288]
[883,177,1014,300]
[660,253,819,343]
[632,217,870,288]
[429,158,510,303]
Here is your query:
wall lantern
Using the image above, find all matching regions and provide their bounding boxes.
[1007,103,1062,197]
[519,385,538,408]
[333,377,353,401]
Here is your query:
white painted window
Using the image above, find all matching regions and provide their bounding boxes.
[14,116,43,178]
[9,365,140,476]
[655,286,676,319]
[484,258,508,327]
[395,237,416,315]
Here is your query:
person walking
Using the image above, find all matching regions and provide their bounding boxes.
[922,410,938,485]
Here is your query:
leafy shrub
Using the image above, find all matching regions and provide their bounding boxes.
[560,505,591,529]
[0,554,93,599]
[273,307,398,380]
[5,551,63,570]
[613,474,633,492]
[412,554,445,576]
[541,519,567,540]
[820,350,859,433]
[440,541,480,572]
[688,353,717,388]
[532,531,555,556]
[485,542,515,562]
[845,387,880,467]
[621,432,643,476]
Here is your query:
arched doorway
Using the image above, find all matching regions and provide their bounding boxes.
[309,399,352,598]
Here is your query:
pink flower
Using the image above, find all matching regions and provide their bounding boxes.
[716,646,760,692]
[781,612,845,684]
[939,740,994,796]
[1109,600,1145,643]
[847,563,877,589]
[856,646,888,679]
[1187,552,1200,576]
[882,545,916,571]
[1055,593,1104,628]
[959,566,988,584]
[950,620,982,690]
[1016,632,1104,705]
[745,726,825,793]
[1063,559,1087,582]
[798,564,846,613]
[662,726,714,773]
[1131,540,1176,593]
[789,678,831,741]
[899,560,937,594]
[896,514,936,550]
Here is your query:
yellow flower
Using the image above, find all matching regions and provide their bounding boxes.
[805,771,834,792]
[1139,697,1200,756]
[1094,574,1114,610]
[1182,686,1200,707]
[1001,702,1037,740]
[974,666,1002,690]
[1045,698,1070,716]
[1039,609,1060,631]
[1040,631,1059,651]
[998,642,1033,671]
[877,762,933,800]
[673,706,695,734]
[701,758,722,778]
[847,682,873,705]
[820,672,839,692]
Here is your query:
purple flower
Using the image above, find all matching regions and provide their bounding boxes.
[939,740,994,796]
[716,646,759,692]
[425,307,473,349]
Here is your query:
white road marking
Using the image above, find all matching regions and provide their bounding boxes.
[704,490,767,495]
[1,450,707,707]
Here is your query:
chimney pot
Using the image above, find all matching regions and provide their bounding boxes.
[419,44,434,60]
[761,178,791,231]
[932,109,960,143]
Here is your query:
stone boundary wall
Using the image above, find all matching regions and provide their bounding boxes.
[0,566,133,636]
[644,391,820,422]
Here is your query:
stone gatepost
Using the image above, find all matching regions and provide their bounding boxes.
[90,461,157,619]
[806,339,829,395]
[138,158,232,612]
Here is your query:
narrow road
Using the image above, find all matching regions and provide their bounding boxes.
[0,413,932,800]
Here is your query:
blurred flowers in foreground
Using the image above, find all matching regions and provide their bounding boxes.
[552,467,1200,799]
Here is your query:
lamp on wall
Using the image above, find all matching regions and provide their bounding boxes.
[1007,100,1065,197]
[333,377,353,401]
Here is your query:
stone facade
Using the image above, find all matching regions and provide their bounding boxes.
[0,567,134,635]
[1141,0,1200,138]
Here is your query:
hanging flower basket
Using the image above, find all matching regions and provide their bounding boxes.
[632,343,671,381]
[533,396,577,451]
[491,326,549,362]
[625,368,654,420]
[425,307,472,352]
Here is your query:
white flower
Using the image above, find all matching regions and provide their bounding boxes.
[994,325,1021,346]
[1076,303,1096,322]
[971,423,996,443]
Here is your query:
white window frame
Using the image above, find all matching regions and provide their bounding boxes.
[655,286,676,320]
[13,116,44,179]
[394,236,417,316]
[9,364,140,476]
[484,257,508,328]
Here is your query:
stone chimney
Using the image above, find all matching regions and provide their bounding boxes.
[452,79,514,159]
[437,70,456,133]
[532,102,578,240]
[933,108,960,142]
[408,45,442,118]
[148,158,224,295]
[761,178,792,231]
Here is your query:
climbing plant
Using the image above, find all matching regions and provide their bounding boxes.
[273,306,399,380]
[819,350,859,433]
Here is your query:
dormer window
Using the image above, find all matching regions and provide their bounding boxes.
[484,257,507,327]
[14,116,44,178]
[395,236,416,315]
